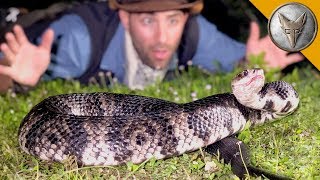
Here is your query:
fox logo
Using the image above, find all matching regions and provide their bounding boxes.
[278,12,306,48]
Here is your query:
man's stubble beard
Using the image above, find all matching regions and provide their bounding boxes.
[130,34,177,70]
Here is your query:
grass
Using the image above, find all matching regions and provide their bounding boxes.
[0,59,319,179]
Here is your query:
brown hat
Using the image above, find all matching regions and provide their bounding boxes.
[109,0,203,14]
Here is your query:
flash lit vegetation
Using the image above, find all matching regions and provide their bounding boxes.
[0,55,319,179]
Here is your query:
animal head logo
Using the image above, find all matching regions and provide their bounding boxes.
[278,12,307,48]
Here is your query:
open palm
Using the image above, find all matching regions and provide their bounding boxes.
[0,25,54,86]
[246,21,304,68]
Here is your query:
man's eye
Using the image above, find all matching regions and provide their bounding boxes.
[169,18,178,25]
[142,17,153,25]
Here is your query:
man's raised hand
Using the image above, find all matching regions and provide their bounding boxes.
[246,21,304,68]
[0,25,54,86]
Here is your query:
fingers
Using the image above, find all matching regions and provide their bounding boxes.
[40,28,54,51]
[247,21,260,44]
[0,43,15,63]
[0,64,13,77]
[0,24,28,64]
[5,32,20,53]
[13,24,29,45]
[287,53,304,63]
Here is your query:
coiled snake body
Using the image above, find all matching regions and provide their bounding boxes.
[19,69,299,166]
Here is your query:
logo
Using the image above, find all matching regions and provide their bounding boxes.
[268,2,317,52]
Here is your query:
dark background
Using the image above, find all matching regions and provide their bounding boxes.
[0,0,314,71]
[0,0,268,41]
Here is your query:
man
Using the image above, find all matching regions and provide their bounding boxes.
[0,0,303,92]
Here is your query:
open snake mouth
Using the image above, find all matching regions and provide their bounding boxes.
[245,75,264,86]
[235,75,264,87]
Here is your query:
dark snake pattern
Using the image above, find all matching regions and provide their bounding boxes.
[18,69,299,166]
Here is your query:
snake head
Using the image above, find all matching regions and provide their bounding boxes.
[232,68,265,87]
[231,68,265,105]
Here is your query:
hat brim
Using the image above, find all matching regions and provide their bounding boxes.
[109,0,203,14]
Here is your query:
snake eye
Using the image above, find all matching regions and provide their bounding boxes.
[243,70,248,76]
[253,68,260,73]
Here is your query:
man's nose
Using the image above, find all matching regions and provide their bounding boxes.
[155,23,167,44]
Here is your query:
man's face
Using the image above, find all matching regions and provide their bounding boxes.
[120,10,189,69]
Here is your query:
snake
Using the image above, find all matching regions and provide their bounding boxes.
[18,68,299,168]
[205,136,293,179]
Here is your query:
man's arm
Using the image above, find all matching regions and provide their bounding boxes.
[246,21,303,68]
[0,25,54,92]
[43,14,91,80]
[0,13,93,92]
[192,15,303,72]
[191,15,246,72]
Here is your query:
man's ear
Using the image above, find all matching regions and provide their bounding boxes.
[119,10,130,30]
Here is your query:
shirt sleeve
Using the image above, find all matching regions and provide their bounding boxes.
[41,14,91,80]
[192,15,246,72]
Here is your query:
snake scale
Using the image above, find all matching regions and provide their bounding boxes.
[19,68,299,167]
